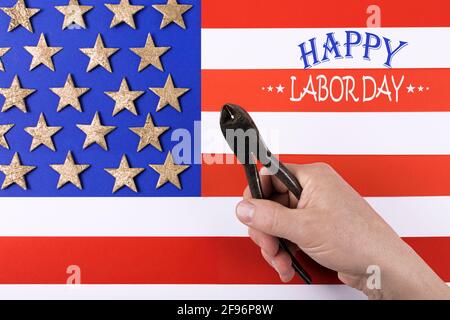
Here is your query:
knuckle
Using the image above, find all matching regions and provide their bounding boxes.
[314,162,333,172]
[305,162,336,183]
[277,253,293,275]
[267,205,283,234]
[264,238,279,256]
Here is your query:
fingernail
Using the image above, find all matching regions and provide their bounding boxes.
[236,201,254,223]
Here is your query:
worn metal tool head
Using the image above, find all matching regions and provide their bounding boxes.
[220,103,269,166]
[220,103,258,134]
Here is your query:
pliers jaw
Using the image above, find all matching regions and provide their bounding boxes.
[219,103,312,284]
[220,103,261,165]
[220,103,259,133]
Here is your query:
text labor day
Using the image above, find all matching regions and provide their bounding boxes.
[291,30,407,103]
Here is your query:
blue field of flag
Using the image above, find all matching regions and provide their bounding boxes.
[0,0,201,197]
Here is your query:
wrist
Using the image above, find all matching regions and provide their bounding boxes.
[374,241,449,299]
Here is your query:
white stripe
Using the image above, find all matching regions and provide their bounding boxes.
[0,284,365,300]
[202,111,450,155]
[0,197,449,237]
[1,284,449,300]
[202,27,450,69]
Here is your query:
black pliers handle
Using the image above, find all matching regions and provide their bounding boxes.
[220,103,312,284]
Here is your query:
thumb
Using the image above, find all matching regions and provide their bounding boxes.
[235,199,304,241]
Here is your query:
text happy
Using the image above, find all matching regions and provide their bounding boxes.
[298,30,408,69]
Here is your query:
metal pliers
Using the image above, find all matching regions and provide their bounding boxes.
[220,103,312,284]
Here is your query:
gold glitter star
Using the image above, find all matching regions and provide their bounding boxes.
[130,113,169,152]
[105,78,144,116]
[0,124,14,149]
[0,48,11,71]
[0,75,35,113]
[105,0,144,29]
[0,153,35,190]
[50,151,89,190]
[105,155,144,193]
[149,152,189,189]
[1,0,40,33]
[80,34,119,73]
[152,0,192,29]
[149,74,189,112]
[24,33,63,71]
[50,74,90,112]
[24,113,62,151]
[130,33,170,72]
[76,112,116,150]
[55,0,93,30]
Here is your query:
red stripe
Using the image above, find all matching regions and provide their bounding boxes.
[202,0,450,28]
[0,237,447,284]
[202,69,450,112]
[201,154,450,197]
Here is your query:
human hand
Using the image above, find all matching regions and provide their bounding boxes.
[235,163,449,299]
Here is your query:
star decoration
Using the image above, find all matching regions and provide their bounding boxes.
[406,84,415,93]
[50,151,90,190]
[149,74,190,112]
[0,48,11,71]
[1,0,40,33]
[418,85,424,92]
[130,113,169,152]
[0,75,35,113]
[0,153,35,190]
[0,124,14,149]
[24,113,62,151]
[24,33,63,71]
[50,74,90,112]
[152,0,192,29]
[105,155,145,193]
[105,0,144,29]
[149,152,189,189]
[80,34,119,73]
[105,78,144,116]
[276,84,285,93]
[267,86,273,92]
[130,33,170,72]
[55,0,93,30]
[76,112,116,150]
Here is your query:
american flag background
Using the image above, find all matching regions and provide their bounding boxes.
[0,0,449,299]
